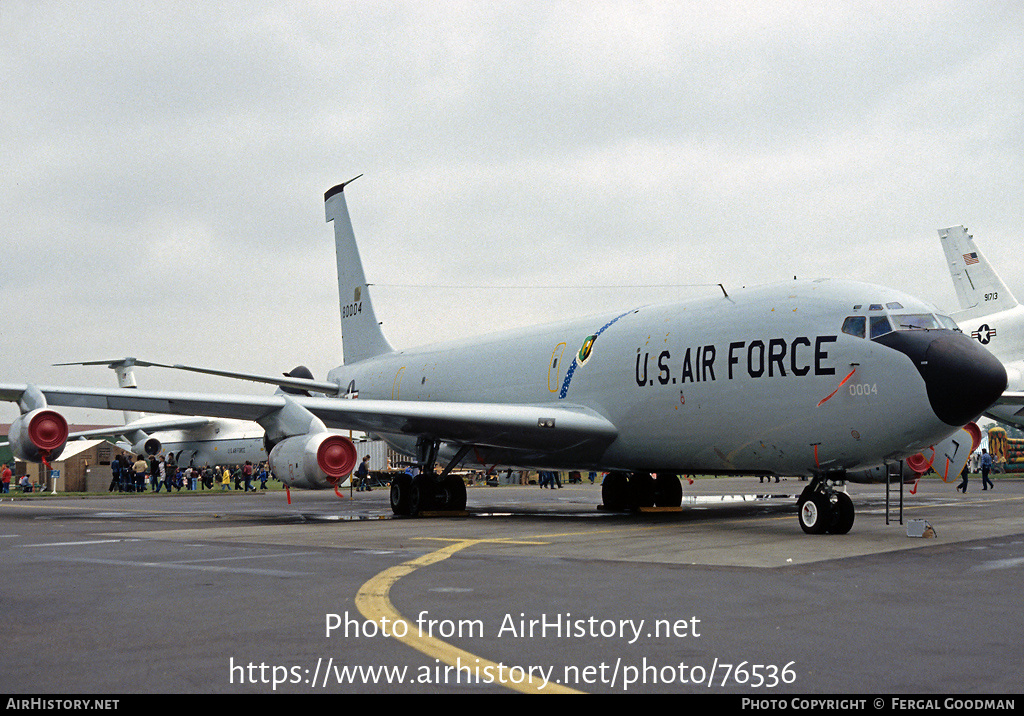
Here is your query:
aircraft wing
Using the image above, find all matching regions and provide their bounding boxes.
[0,383,618,454]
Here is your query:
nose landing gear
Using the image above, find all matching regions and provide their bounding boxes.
[797,473,854,534]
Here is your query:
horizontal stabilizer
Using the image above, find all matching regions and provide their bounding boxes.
[66,416,213,440]
[122,360,345,396]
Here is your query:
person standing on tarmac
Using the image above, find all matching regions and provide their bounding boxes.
[242,461,254,492]
[355,455,371,491]
[149,455,161,493]
[109,456,121,492]
[161,456,172,493]
[133,455,148,492]
[981,449,994,490]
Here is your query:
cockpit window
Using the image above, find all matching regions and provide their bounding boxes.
[869,315,893,339]
[886,302,904,310]
[937,314,960,331]
[894,314,939,330]
[842,316,866,338]
[869,304,884,311]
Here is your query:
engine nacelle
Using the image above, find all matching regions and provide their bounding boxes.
[269,432,358,489]
[131,437,162,456]
[8,409,69,463]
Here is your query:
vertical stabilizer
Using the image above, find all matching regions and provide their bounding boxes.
[54,358,145,423]
[325,178,394,364]
[106,359,145,424]
[938,226,1019,320]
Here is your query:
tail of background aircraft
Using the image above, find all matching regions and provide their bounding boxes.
[938,226,1019,320]
[937,225,1024,407]
[53,358,145,424]
[325,177,394,364]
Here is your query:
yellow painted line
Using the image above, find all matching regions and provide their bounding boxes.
[0,501,185,515]
[418,536,552,546]
[355,537,582,694]
[0,501,92,510]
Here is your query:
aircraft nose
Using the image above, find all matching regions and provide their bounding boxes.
[920,332,1007,425]
[878,330,1007,426]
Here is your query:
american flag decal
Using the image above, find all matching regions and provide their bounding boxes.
[963,252,979,265]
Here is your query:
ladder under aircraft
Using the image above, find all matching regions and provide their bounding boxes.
[884,459,904,525]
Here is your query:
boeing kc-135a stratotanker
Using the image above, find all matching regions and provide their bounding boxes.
[0,179,1007,533]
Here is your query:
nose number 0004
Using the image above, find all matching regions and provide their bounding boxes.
[848,383,878,396]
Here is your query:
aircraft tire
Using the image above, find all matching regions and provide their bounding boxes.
[828,492,855,535]
[653,473,683,507]
[409,475,432,515]
[390,474,413,515]
[798,491,830,534]
[443,474,467,511]
[631,472,655,508]
[602,471,630,511]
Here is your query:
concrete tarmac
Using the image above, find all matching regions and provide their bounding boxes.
[1,476,1021,694]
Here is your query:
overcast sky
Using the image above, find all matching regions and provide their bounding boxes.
[2,1,1022,423]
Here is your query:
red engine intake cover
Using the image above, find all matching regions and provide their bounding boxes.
[28,410,69,451]
[316,435,358,480]
[906,452,931,474]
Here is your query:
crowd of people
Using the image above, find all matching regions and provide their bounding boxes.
[107,455,271,493]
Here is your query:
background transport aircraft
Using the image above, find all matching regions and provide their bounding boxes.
[53,358,269,467]
[939,226,1024,427]
[0,181,1007,534]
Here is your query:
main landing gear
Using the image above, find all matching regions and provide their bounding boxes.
[601,471,684,512]
[390,471,467,515]
[797,472,854,535]
[389,437,469,516]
